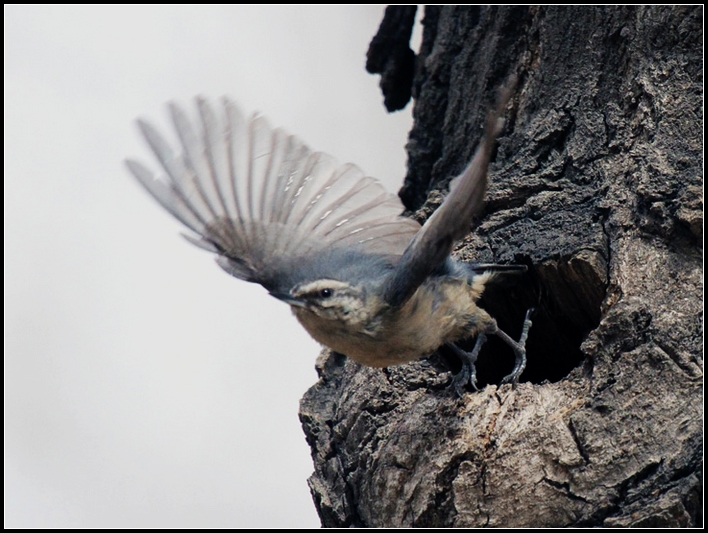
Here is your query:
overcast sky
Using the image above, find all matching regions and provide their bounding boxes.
[5,6,421,527]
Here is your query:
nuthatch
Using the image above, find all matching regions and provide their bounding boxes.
[126,80,532,393]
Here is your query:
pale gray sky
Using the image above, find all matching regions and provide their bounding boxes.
[5,5,420,527]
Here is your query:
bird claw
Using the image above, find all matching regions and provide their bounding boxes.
[499,308,534,387]
[449,308,534,395]
[451,363,471,397]
[448,333,486,396]
[499,355,525,386]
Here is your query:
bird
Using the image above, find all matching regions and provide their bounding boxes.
[125,80,532,394]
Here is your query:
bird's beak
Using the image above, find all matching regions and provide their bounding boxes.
[269,291,307,308]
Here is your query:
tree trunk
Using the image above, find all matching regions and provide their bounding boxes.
[299,6,702,527]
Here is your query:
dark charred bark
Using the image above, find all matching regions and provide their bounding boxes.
[300,6,702,527]
[366,5,418,112]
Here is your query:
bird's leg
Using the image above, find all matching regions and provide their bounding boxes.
[496,308,534,386]
[449,308,534,395]
[448,335,488,396]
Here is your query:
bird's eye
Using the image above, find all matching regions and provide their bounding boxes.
[319,288,333,299]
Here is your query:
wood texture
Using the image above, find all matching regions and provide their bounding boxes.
[300,6,703,527]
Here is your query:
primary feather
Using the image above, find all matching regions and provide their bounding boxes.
[126,98,421,289]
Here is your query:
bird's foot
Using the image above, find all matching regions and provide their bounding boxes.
[498,308,534,387]
[447,334,486,397]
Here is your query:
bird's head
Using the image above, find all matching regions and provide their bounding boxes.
[270,279,374,325]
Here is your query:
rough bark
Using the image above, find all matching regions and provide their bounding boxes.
[300,6,702,527]
[365,5,418,112]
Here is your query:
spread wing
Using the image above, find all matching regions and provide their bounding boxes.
[125,97,420,288]
[382,79,515,307]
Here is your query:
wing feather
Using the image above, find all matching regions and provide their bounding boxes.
[382,79,515,307]
[126,97,420,287]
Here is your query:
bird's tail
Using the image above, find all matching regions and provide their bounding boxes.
[468,263,527,275]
